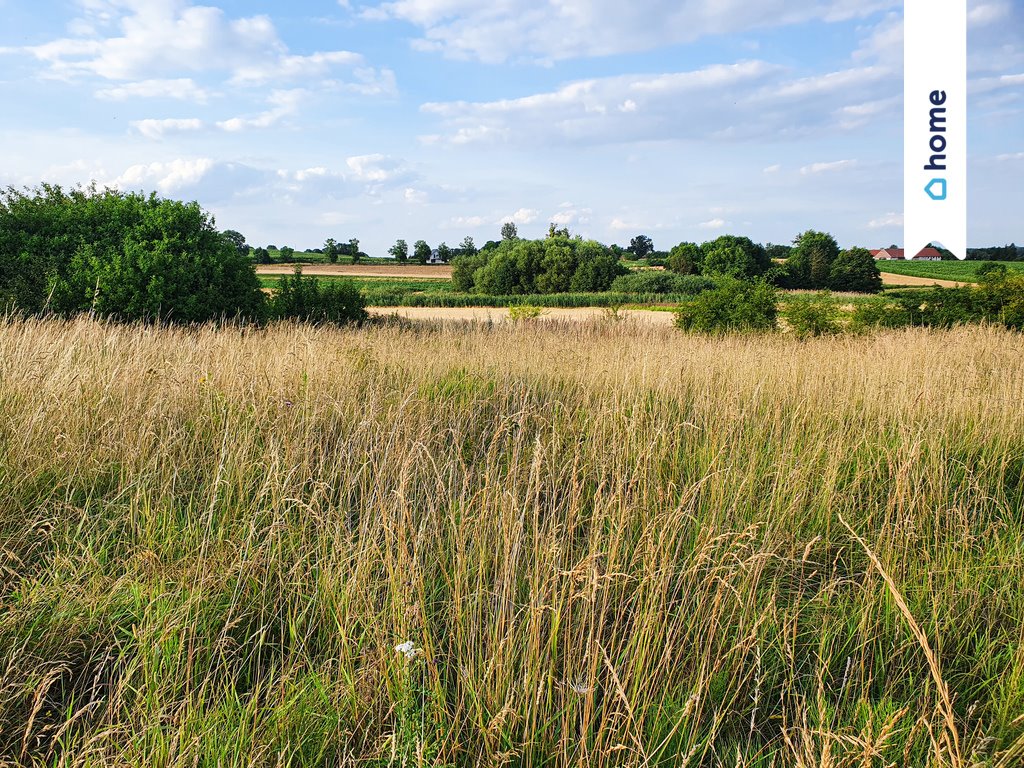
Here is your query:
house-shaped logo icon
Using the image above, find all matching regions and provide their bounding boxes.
[925,178,947,201]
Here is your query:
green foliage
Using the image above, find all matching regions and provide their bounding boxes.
[609,271,715,295]
[783,292,842,338]
[278,246,295,262]
[459,236,477,257]
[413,239,431,265]
[0,184,265,322]
[500,221,518,241]
[699,235,769,279]
[785,230,841,289]
[436,242,453,263]
[221,229,248,257]
[323,238,340,264]
[253,247,272,264]
[389,239,409,262]
[507,304,545,321]
[674,278,777,334]
[849,298,913,332]
[463,237,625,296]
[628,234,654,259]
[270,267,367,324]
[875,259,1024,284]
[828,247,883,293]
[667,242,701,275]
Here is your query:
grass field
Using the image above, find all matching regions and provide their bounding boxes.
[1,317,1023,766]
[876,260,1024,284]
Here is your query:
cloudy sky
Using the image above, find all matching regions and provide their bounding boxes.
[1,0,1021,254]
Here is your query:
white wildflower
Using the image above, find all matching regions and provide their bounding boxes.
[394,640,422,659]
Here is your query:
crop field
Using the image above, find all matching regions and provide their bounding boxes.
[1,316,1023,766]
[876,260,1024,284]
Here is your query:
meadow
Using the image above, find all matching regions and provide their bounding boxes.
[1,316,1023,766]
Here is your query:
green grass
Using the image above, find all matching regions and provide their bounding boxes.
[1,318,1023,766]
[876,260,1024,283]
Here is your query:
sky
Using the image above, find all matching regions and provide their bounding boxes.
[0,0,1021,255]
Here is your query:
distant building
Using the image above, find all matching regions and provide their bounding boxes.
[427,249,444,264]
[870,247,942,261]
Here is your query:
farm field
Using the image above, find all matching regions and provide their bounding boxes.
[2,317,1023,766]
[366,305,677,324]
[876,259,1024,284]
[256,263,454,279]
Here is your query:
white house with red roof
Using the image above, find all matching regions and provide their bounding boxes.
[870,247,943,261]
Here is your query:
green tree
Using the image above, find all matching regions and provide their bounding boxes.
[348,238,361,264]
[547,222,570,239]
[0,185,266,322]
[413,240,431,265]
[628,234,654,260]
[436,242,453,263]
[786,230,840,289]
[278,246,295,262]
[253,247,272,264]
[324,238,340,264]
[459,235,477,257]
[667,242,701,275]
[828,247,882,293]
[501,221,518,241]
[389,239,409,262]
[700,235,768,279]
[221,229,248,257]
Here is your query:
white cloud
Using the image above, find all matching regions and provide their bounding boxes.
[446,215,487,228]
[216,89,306,132]
[130,117,204,140]
[362,0,896,64]
[110,157,217,194]
[996,152,1024,161]
[95,77,212,102]
[868,212,903,228]
[503,208,539,225]
[698,218,728,229]
[800,159,857,175]
[969,2,1011,26]
[763,164,781,173]
[13,0,391,95]
[420,59,901,146]
[404,187,428,204]
[345,154,413,184]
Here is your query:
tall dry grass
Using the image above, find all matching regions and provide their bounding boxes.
[0,316,1023,767]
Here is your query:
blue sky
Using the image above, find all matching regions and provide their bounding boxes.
[0,0,1021,255]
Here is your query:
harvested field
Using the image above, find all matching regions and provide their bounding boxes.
[880,272,966,288]
[257,263,453,279]
[367,305,676,325]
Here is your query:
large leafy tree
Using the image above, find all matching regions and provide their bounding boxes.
[700,235,769,279]
[785,230,841,289]
[389,238,408,262]
[667,242,701,275]
[413,240,431,264]
[0,184,265,322]
[828,247,883,293]
[628,234,654,260]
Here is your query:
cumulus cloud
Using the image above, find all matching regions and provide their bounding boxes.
[868,212,903,229]
[216,90,306,132]
[95,77,213,102]
[11,0,392,94]
[698,218,728,229]
[800,159,857,175]
[503,208,539,225]
[362,0,896,64]
[131,117,204,140]
[420,60,897,146]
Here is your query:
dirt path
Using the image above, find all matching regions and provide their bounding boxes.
[257,263,453,279]
[367,306,677,326]
[880,273,966,288]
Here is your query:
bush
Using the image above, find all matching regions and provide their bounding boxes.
[508,304,546,322]
[459,236,625,296]
[828,247,882,293]
[699,235,770,279]
[849,298,913,332]
[0,184,266,322]
[674,278,777,334]
[783,292,842,338]
[610,271,716,295]
[270,267,367,324]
